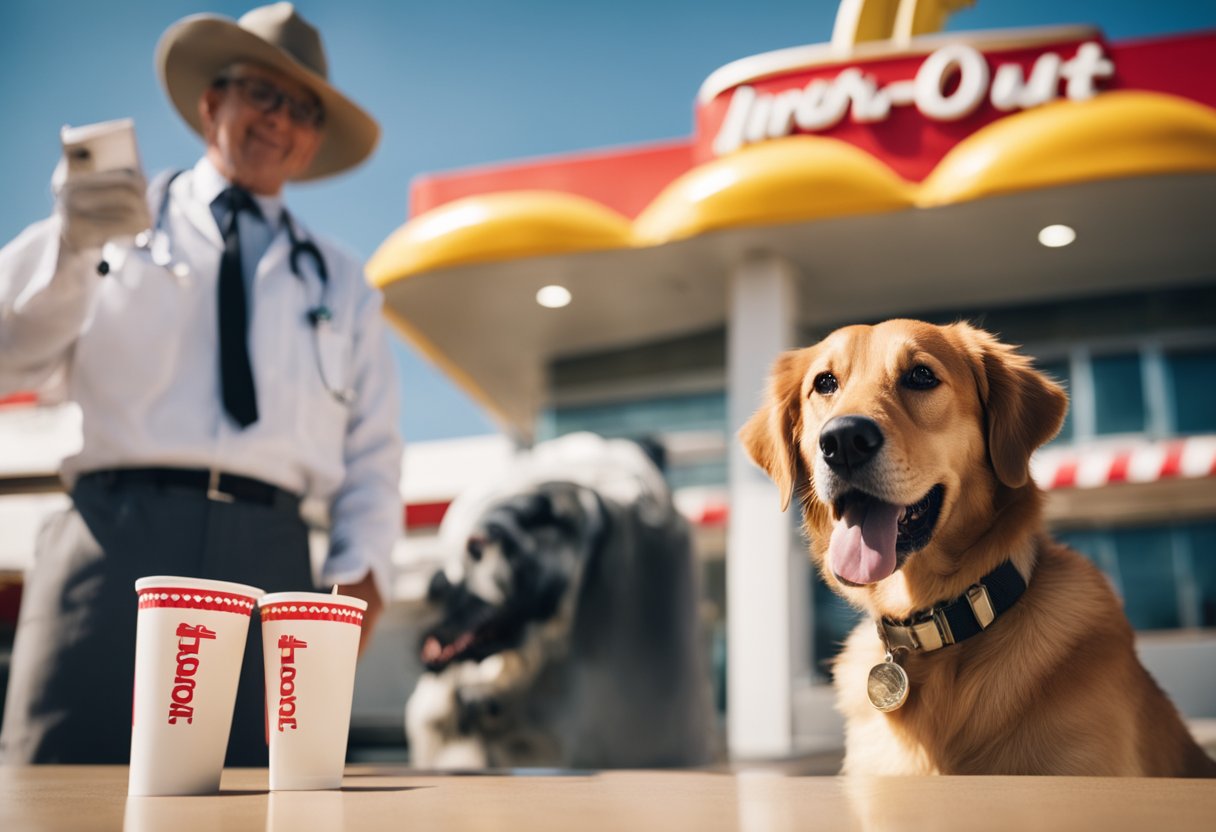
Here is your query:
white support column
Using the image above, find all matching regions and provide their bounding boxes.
[726,254,799,759]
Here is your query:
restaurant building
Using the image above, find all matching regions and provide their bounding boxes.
[366,0,1216,755]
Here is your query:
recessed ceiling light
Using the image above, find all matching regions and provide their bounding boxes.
[536,284,572,308]
[1038,224,1076,248]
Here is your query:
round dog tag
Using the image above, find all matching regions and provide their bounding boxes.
[867,658,910,712]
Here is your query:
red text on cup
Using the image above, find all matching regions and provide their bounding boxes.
[277,634,308,731]
[167,623,218,725]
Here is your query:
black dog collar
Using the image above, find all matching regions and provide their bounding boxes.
[878,560,1026,653]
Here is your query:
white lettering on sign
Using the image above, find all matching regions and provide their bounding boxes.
[712,41,1115,155]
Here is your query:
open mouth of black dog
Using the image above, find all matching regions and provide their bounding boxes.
[419,597,527,672]
[829,484,944,586]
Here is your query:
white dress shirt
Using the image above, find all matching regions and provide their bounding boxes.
[0,157,403,597]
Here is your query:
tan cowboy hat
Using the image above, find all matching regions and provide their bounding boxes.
[156,2,380,181]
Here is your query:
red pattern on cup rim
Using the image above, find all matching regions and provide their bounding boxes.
[138,587,258,616]
[259,601,365,626]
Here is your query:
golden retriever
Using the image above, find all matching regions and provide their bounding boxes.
[741,319,1216,776]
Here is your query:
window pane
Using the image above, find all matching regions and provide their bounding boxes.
[551,392,726,438]
[1038,359,1073,443]
[549,392,728,488]
[1184,521,1216,628]
[666,457,728,490]
[811,572,862,683]
[1057,530,1112,572]
[1167,348,1216,435]
[1112,527,1179,630]
[1092,353,1145,435]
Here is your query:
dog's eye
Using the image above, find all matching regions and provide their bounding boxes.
[903,365,940,390]
[467,537,485,561]
[813,372,838,395]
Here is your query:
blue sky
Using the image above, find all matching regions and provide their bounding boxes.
[3,1,1213,441]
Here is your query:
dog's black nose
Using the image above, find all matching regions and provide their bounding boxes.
[819,415,884,471]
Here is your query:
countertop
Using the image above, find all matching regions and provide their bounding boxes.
[2,765,1214,831]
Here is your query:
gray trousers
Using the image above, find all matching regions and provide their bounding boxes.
[0,474,314,765]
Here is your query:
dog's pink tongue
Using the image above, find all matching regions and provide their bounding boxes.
[829,499,901,585]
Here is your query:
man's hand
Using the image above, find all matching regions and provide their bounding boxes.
[336,571,383,658]
[54,166,149,252]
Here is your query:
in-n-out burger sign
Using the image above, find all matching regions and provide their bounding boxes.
[713,41,1114,155]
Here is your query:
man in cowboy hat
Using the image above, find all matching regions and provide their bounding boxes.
[0,4,401,765]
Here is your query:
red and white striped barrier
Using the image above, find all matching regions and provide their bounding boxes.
[1030,436,1216,491]
[666,436,1216,527]
[403,437,1216,531]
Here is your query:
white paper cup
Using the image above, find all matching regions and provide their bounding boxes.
[128,576,264,797]
[259,591,367,790]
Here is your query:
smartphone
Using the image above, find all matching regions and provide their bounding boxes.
[60,118,144,176]
[59,117,151,237]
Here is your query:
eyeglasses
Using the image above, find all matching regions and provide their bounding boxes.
[214,76,325,128]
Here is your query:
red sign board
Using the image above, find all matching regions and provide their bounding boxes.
[411,29,1216,217]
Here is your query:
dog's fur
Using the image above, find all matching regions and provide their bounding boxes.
[406,434,714,769]
[741,319,1216,776]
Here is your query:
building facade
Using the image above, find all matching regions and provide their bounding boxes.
[369,2,1216,756]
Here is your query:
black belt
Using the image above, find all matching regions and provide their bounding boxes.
[80,467,301,513]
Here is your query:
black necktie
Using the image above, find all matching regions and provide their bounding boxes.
[215,187,260,428]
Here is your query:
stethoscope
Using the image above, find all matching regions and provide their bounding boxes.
[99,169,353,405]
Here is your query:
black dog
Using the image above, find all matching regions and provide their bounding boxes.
[406,436,714,769]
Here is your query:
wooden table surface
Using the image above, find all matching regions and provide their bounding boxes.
[2,765,1214,832]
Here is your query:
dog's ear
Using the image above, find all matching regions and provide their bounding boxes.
[739,348,812,511]
[957,324,1068,488]
[427,569,453,603]
[532,484,585,537]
